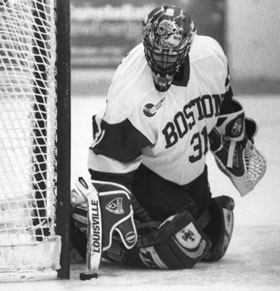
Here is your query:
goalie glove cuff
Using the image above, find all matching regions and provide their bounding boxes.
[216,99,245,141]
[215,99,258,143]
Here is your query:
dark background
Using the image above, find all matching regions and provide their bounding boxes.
[71,0,225,68]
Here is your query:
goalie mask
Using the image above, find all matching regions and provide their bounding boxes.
[142,5,196,92]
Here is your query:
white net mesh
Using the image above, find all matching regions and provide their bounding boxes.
[0,0,61,276]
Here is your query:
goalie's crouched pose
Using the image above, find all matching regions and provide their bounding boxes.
[71,5,265,270]
[71,177,235,269]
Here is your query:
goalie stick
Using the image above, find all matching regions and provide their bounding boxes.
[74,177,102,280]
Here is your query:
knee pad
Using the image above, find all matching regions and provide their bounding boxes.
[202,195,234,262]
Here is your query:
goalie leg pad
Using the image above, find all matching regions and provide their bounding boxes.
[105,211,212,269]
[202,196,234,262]
[141,214,210,269]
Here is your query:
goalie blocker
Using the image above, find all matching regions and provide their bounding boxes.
[71,179,234,269]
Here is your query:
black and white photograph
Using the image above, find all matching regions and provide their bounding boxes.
[0,1,279,290]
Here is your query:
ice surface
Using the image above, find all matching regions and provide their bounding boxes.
[2,91,280,290]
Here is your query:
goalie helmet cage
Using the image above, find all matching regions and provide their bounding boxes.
[0,0,71,281]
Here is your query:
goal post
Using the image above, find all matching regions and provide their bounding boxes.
[56,0,71,280]
[0,0,71,281]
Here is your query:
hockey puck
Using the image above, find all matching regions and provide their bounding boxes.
[80,272,98,280]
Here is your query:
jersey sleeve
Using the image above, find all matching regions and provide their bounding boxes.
[91,115,152,163]
[204,36,234,115]
[206,36,234,115]
[220,65,234,115]
[88,42,158,186]
[190,35,234,115]
[88,110,154,187]
[213,38,234,115]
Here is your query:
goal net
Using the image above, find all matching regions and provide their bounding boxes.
[0,0,70,281]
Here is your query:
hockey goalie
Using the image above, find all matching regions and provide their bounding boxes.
[71,5,266,272]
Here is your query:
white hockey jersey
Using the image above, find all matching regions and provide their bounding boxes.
[88,35,232,186]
